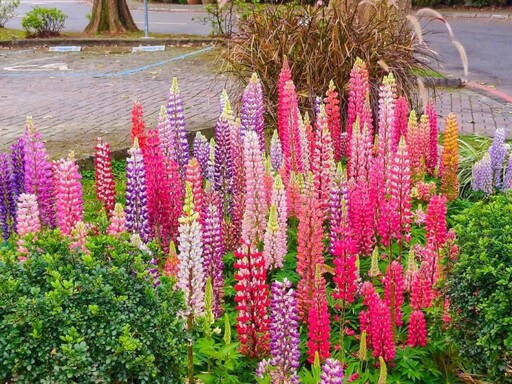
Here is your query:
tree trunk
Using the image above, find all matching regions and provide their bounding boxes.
[85,0,139,34]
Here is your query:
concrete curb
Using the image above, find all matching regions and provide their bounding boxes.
[0,37,219,49]
[421,77,463,88]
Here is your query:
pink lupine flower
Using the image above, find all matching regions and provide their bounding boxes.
[263,175,287,270]
[16,193,40,256]
[392,96,409,151]
[94,138,116,218]
[426,99,439,174]
[407,309,427,347]
[346,58,370,156]
[107,203,126,236]
[383,261,406,327]
[348,118,373,182]
[325,80,342,161]
[307,267,331,363]
[185,158,203,224]
[70,221,88,253]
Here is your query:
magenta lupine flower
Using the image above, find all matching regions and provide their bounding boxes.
[278,58,292,146]
[425,100,438,174]
[193,132,210,179]
[241,73,265,152]
[472,153,493,195]
[16,193,40,255]
[502,153,512,191]
[242,130,268,245]
[214,111,234,216]
[0,154,16,241]
[263,175,287,269]
[270,130,283,172]
[202,190,224,317]
[107,203,127,236]
[320,358,344,384]
[10,137,25,199]
[383,261,406,327]
[125,142,151,242]
[23,117,56,227]
[488,128,508,187]
[348,175,375,255]
[177,182,205,318]
[267,279,301,383]
[392,96,409,152]
[166,77,190,171]
[53,154,84,237]
[299,112,312,174]
[346,58,370,156]
[157,105,177,161]
[94,138,116,218]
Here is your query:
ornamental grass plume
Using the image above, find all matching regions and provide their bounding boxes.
[125,141,151,242]
[94,138,116,218]
[347,58,370,154]
[441,113,459,200]
[167,77,190,171]
[360,282,396,362]
[311,105,336,216]
[383,261,406,327]
[233,241,270,359]
[0,154,16,241]
[392,96,409,152]
[320,359,344,384]
[107,203,126,236]
[131,101,147,153]
[307,267,331,364]
[241,73,265,152]
[296,176,325,322]
[202,190,224,317]
[145,129,174,246]
[10,137,25,199]
[425,100,439,174]
[242,130,268,245]
[325,80,342,161]
[407,309,427,347]
[157,105,176,161]
[53,153,83,237]
[193,132,210,179]
[488,127,508,188]
[23,117,56,227]
[16,193,40,255]
[256,279,300,384]
[185,158,203,224]
[177,182,205,318]
[472,153,493,195]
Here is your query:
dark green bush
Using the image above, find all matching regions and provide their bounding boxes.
[0,231,186,383]
[21,7,67,37]
[447,195,512,382]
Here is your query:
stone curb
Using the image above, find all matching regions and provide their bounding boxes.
[421,77,463,88]
[0,37,219,49]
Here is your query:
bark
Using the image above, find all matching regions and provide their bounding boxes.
[85,0,139,34]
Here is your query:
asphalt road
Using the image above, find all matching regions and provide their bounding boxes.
[4,0,211,35]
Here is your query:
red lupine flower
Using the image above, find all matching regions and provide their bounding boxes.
[307,267,331,363]
[333,237,358,304]
[383,261,406,327]
[410,263,434,310]
[324,80,342,160]
[94,138,116,218]
[131,101,146,154]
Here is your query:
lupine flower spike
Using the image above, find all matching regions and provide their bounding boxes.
[10,137,25,199]
[425,100,439,174]
[16,193,40,256]
[325,80,342,160]
[167,77,190,171]
[94,138,116,218]
[164,241,179,278]
[0,154,16,241]
[320,358,344,384]
[107,203,126,236]
[241,73,265,152]
[307,266,331,363]
[131,101,146,153]
[193,132,210,179]
[441,113,459,200]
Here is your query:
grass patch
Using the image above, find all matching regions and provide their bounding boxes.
[412,66,445,79]
[0,27,26,40]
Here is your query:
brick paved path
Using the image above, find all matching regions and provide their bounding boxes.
[0,46,226,158]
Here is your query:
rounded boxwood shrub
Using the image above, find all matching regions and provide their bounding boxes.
[447,195,512,382]
[0,231,186,383]
[21,7,67,37]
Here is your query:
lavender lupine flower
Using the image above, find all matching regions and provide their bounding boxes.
[167,78,190,171]
[206,138,216,184]
[149,257,161,288]
[202,190,224,317]
[314,96,321,119]
[267,279,301,383]
[193,132,210,179]
[0,154,16,241]
[214,111,233,215]
[241,73,265,152]
[23,118,56,228]
[299,112,311,174]
[10,137,25,199]
[125,143,151,242]
[157,105,176,161]
[320,358,344,384]
[329,166,348,255]
[502,153,512,191]
[219,89,230,114]
[270,130,283,172]
[488,128,508,187]
[177,182,205,318]
[263,175,288,269]
[472,153,494,195]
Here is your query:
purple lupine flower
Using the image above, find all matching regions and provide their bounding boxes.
[241,73,265,152]
[320,358,344,384]
[502,153,512,191]
[270,130,283,172]
[314,95,321,119]
[202,190,224,317]
[157,105,177,161]
[167,78,190,171]
[214,111,233,216]
[23,118,56,227]
[10,137,25,199]
[329,176,348,255]
[193,132,210,179]
[472,154,494,195]
[488,128,508,187]
[267,279,300,384]
[149,257,161,288]
[125,143,151,242]
[206,138,215,184]
[0,154,16,241]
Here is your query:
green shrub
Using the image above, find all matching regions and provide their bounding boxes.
[447,195,512,382]
[21,7,67,37]
[0,231,186,383]
[0,0,20,27]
